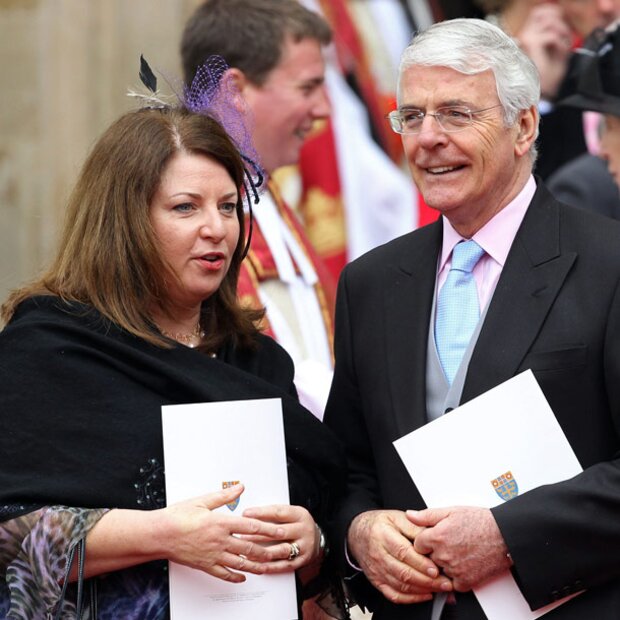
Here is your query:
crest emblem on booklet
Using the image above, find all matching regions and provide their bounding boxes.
[222,480,241,511]
[491,471,519,501]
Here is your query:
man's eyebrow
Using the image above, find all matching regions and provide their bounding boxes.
[300,76,324,86]
[399,99,473,110]
[441,98,472,107]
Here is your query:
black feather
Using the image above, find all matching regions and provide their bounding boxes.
[139,55,157,93]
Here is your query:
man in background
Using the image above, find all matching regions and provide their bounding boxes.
[548,0,620,216]
[181,0,335,419]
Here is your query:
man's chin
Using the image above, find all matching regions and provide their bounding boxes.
[270,150,301,173]
[417,191,461,215]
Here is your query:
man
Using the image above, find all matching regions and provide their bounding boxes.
[547,0,620,216]
[477,0,620,180]
[324,17,620,620]
[550,20,620,216]
[181,0,335,418]
[522,0,620,179]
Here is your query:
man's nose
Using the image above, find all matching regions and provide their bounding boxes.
[415,114,449,146]
[312,84,331,119]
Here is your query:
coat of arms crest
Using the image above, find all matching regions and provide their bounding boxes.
[222,480,241,511]
[491,471,519,501]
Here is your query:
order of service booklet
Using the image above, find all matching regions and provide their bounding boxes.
[393,370,583,620]
[162,398,297,620]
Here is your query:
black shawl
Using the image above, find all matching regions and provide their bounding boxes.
[0,296,345,524]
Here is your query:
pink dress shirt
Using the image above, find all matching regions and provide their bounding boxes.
[437,175,537,312]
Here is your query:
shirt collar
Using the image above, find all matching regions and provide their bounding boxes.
[438,175,536,272]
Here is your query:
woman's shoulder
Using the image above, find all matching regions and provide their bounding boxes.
[243,332,294,370]
[8,295,94,325]
[222,333,295,391]
[253,332,292,359]
[2,295,128,357]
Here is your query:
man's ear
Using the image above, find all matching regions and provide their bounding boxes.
[223,67,251,112]
[514,105,538,157]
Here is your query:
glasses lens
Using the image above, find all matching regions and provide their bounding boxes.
[388,112,403,133]
[389,110,424,134]
[437,107,472,131]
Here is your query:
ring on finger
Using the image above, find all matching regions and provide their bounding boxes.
[287,542,300,561]
[238,554,246,570]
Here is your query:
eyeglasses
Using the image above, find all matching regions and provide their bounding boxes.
[386,105,503,134]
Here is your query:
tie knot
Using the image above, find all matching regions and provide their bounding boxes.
[450,239,484,274]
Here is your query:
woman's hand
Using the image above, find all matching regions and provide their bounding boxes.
[82,489,325,586]
[161,483,286,582]
[240,504,321,575]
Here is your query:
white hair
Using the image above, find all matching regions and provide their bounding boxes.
[398,18,540,159]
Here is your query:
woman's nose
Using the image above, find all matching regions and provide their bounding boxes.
[198,210,226,239]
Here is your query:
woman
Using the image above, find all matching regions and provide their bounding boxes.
[0,94,346,617]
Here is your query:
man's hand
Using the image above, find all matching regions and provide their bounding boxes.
[348,509,452,605]
[409,507,513,592]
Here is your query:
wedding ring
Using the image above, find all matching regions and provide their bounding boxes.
[238,555,246,570]
[287,542,300,561]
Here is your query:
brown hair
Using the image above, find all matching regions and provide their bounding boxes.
[2,107,264,350]
[181,0,332,86]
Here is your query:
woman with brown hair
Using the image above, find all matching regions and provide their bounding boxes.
[0,68,346,619]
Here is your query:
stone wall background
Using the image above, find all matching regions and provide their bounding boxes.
[0,0,202,306]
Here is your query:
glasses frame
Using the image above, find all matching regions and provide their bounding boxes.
[386,104,504,135]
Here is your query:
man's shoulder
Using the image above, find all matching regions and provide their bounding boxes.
[344,223,439,277]
[528,185,620,266]
[549,189,620,244]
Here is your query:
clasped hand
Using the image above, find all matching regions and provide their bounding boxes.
[347,510,452,605]
[408,506,512,592]
[163,483,319,583]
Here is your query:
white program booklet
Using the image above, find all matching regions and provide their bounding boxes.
[393,370,583,620]
[162,398,297,620]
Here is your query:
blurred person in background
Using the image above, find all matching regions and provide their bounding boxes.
[555,21,620,213]
[548,2,620,217]
[181,0,337,421]
[476,0,586,177]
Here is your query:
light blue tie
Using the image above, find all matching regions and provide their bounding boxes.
[435,239,485,384]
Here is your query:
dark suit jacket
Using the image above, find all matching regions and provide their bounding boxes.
[324,182,620,619]
[547,153,620,220]
[535,106,587,180]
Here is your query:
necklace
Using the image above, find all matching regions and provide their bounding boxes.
[159,322,205,348]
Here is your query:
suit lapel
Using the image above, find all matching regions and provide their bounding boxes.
[463,184,577,402]
[384,222,442,436]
